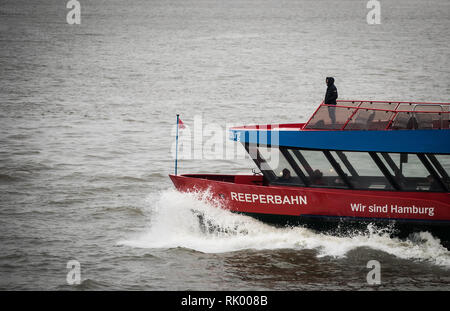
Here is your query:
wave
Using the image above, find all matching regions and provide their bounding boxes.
[56,278,112,291]
[119,189,450,267]
[0,173,22,183]
[102,206,145,216]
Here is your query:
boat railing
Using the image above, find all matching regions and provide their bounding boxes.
[303,100,450,130]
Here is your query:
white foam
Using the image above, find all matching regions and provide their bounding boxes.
[119,189,450,267]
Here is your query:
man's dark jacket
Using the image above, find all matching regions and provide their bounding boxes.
[324,77,338,105]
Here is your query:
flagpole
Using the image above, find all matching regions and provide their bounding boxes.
[175,114,180,176]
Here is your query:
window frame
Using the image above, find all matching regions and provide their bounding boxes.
[244,142,449,192]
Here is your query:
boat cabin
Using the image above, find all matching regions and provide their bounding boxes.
[230,101,450,193]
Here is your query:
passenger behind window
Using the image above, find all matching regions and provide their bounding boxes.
[333,176,345,187]
[278,168,292,182]
[311,169,325,185]
[427,174,441,191]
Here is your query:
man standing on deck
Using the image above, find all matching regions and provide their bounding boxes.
[325,77,338,124]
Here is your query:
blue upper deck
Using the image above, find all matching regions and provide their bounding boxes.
[229,101,450,154]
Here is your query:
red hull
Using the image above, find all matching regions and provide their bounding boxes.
[169,174,450,224]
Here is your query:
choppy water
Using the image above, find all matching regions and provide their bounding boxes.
[1,0,450,290]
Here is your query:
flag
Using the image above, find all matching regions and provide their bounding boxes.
[175,115,184,176]
[178,118,186,129]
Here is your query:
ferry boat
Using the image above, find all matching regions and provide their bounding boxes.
[170,101,450,245]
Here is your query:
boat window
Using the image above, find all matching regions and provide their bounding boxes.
[293,150,346,188]
[330,151,353,177]
[287,149,312,176]
[304,105,356,130]
[332,151,359,178]
[427,154,450,190]
[390,112,415,129]
[258,146,305,186]
[414,105,449,129]
[344,109,395,130]
[390,105,449,130]
[380,153,436,191]
[247,144,449,192]
[338,151,394,190]
[430,154,450,176]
